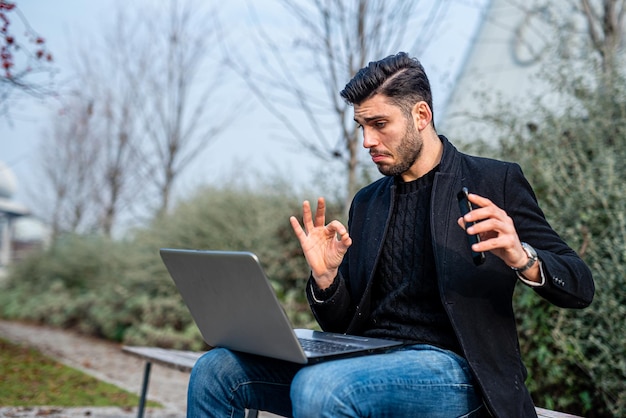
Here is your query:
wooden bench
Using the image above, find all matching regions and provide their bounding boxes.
[122,346,582,418]
[122,346,259,418]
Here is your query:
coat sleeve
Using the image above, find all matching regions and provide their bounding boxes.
[304,181,386,334]
[503,163,594,308]
[306,272,354,332]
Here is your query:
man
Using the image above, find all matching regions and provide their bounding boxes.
[187,52,594,417]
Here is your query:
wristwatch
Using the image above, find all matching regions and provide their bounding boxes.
[510,242,538,274]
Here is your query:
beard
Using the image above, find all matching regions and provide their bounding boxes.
[374,121,423,177]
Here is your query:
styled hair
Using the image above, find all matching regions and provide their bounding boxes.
[340,52,434,125]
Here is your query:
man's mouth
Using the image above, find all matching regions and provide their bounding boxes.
[370,152,390,164]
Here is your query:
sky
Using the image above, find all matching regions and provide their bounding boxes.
[1,0,489,216]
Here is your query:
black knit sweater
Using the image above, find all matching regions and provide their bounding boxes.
[362,168,461,355]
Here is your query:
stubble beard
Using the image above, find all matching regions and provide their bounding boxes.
[375,121,423,177]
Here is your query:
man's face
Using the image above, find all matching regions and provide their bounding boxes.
[354,94,422,178]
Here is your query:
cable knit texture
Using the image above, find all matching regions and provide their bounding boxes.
[364,168,461,354]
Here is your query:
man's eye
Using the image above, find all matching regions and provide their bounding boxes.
[375,121,386,128]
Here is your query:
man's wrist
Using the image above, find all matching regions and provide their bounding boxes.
[510,242,538,274]
[516,260,545,287]
[312,269,338,290]
[309,275,339,303]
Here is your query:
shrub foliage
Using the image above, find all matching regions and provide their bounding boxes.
[0,182,341,350]
[465,67,626,416]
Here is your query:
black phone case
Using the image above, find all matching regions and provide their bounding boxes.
[457,187,486,266]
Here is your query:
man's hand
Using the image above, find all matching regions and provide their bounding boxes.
[290,197,352,289]
[457,193,541,283]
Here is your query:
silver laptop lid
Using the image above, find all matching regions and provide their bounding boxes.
[159,249,308,364]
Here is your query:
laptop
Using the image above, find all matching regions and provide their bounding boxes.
[159,248,403,364]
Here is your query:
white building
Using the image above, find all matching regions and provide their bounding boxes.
[440,0,577,140]
[0,161,47,278]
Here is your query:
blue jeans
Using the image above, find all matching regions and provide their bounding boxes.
[187,344,484,417]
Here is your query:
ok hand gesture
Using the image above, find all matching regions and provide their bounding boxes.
[290,197,352,290]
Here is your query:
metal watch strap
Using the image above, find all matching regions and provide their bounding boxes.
[511,242,538,273]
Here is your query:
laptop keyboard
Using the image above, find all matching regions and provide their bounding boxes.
[298,337,358,354]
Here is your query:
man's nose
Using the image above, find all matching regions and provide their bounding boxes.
[362,128,378,149]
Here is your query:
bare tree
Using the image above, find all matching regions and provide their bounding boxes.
[226,0,451,212]
[38,7,151,238]
[138,0,230,217]
[579,0,625,78]
[36,98,100,237]
[33,0,232,236]
[77,9,148,237]
[0,0,55,121]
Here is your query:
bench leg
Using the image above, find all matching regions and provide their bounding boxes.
[135,359,256,418]
[137,361,152,418]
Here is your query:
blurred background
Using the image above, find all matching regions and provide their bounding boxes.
[1,1,625,416]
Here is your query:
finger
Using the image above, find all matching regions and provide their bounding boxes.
[464,198,504,223]
[463,193,493,219]
[473,234,510,252]
[327,220,349,239]
[467,192,493,207]
[289,216,307,243]
[340,232,353,248]
[314,197,326,227]
[466,218,497,235]
[301,200,314,232]
[327,221,352,251]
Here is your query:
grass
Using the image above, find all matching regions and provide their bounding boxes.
[0,337,160,407]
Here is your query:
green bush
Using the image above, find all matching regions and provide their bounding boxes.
[0,181,332,350]
[465,67,626,417]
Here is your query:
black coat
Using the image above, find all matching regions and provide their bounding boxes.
[306,136,594,417]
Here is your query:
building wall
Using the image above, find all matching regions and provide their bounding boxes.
[439,0,573,142]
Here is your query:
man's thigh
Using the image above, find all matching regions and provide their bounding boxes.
[291,344,483,418]
[188,348,303,417]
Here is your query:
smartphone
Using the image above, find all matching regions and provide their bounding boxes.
[457,187,486,266]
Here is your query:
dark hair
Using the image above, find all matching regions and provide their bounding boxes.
[340,52,434,125]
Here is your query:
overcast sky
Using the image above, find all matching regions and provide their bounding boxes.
[1,0,489,209]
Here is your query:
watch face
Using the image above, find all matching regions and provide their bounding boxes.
[522,243,537,259]
[512,243,537,272]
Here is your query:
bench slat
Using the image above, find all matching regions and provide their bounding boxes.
[535,406,583,418]
[123,346,205,372]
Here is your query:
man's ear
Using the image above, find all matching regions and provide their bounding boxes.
[411,101,432,131]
